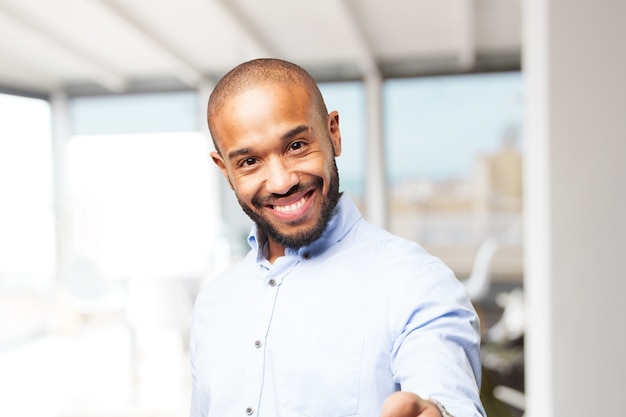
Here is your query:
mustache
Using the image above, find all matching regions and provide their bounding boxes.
[252,178,323,208]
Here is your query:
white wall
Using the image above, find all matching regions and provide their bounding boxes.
[524,1,626,416]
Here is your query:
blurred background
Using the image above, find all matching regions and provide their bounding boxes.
[1,1,624,417]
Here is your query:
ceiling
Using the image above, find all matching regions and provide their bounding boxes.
[0,0,522,98]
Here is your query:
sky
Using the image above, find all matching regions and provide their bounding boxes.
[384,72,523,181]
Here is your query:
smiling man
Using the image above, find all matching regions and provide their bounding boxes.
[189,59,485,417]
[207,61,342,262]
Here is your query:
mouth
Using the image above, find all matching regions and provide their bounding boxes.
[267,190,315,218]
[272,195,307,213]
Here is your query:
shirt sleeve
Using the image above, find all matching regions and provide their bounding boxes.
[390,260,485,417]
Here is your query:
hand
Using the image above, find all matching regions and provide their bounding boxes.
[379,391,443,417]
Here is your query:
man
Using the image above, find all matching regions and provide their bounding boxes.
[189,58,485,417]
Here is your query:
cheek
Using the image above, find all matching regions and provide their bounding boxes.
[231,175,260,202]
[321,157,338,181]
[301,151,334,176]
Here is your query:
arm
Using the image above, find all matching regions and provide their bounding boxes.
[390,261,485,417]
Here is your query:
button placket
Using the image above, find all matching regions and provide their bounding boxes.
[246,263,296,416]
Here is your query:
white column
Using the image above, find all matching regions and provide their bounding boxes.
[364,71,387,229]
[50,90,72,286]
[523,1,626,416]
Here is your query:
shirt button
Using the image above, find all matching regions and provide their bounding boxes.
[303,252,310,260]
[254,340,262,348]
[268,279,277,287]
[246,407,253,415]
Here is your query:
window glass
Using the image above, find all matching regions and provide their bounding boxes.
[66,132,219,279]
[319,81,366,202]
[70,91,198,135]
[0,94,54,285]
[1,93,218,415]
[384,72,524,280]
[0,93,54,347]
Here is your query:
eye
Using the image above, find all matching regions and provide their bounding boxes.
[241,157,258,167]
[289,141,304,152]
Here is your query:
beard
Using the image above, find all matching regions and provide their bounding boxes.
[237,159,341,249]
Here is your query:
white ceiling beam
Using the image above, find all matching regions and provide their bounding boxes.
[332,0,380,78]
[212,0,278,58]
[0,3,127,93]
[96,0,205,88]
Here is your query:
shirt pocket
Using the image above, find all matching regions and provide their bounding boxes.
[271,340,362,417]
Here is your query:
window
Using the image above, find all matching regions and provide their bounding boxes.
[0,93,54,346]
[384,72,524,279]
[319,81,366,201]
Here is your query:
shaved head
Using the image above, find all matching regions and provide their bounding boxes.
[207,58,329,153]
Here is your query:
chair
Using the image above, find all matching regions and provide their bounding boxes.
[462,238,499,303]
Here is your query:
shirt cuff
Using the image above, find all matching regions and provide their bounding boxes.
[427,398,454,417]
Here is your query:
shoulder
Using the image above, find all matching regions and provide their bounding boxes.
[347,219,444,269]
[324,218,461,296]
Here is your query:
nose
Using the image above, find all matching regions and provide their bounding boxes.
[265,157,298,195]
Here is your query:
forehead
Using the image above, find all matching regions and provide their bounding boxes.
[229,82,311,116]
[213,83,319,145]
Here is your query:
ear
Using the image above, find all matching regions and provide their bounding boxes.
[327,110,342,157]
[211,151,234,190]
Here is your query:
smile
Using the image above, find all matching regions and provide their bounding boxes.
[272,195,307,213]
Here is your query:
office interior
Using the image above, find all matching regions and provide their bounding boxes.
[0,1,624,417]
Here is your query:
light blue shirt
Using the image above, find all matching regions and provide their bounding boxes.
[189,195,485,417]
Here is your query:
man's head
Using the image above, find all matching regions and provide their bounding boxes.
[207,58,342,255]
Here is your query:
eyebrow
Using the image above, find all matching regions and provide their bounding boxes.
[227,147,251,161]
[226,124,311,161]
[282,125,310,140]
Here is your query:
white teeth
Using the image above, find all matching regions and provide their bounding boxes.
[274,196,306,213]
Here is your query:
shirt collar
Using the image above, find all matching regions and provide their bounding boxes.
[247,193,362,262]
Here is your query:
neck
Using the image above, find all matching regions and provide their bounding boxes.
[267,238,285,264]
